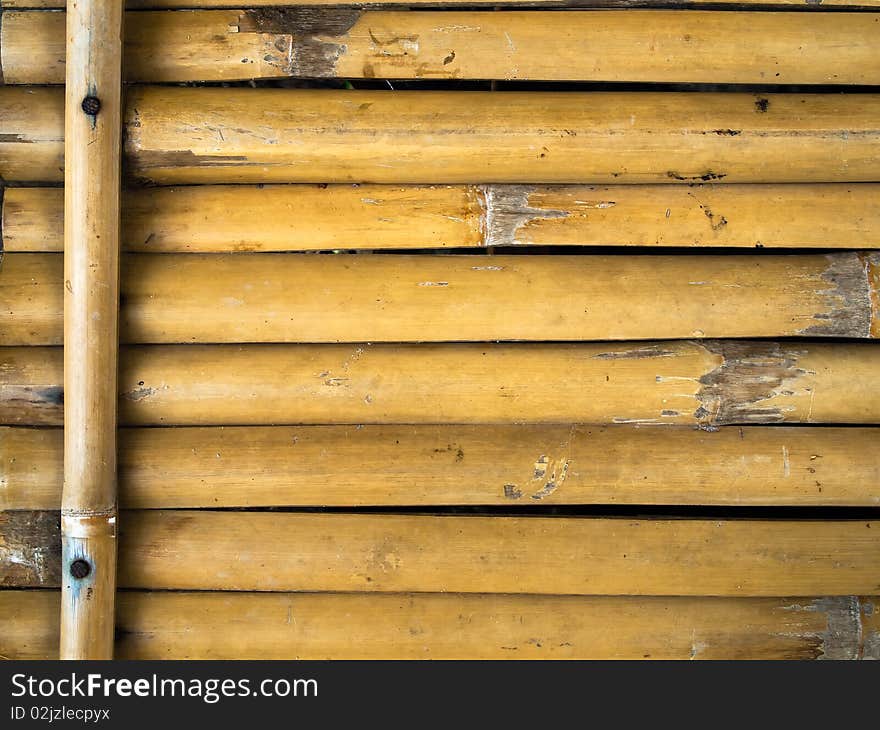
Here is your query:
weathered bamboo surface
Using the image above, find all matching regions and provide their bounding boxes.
[3,510,879,595]
[59,0,124,661]
[2,341,879,426]
[2,590,877,660]
[4,0,880,8]
[7,184,880,252]
[5,87,880,184]
[4,10,879,84]
[2,425,879,509]
[3,252,877,344]
[0,87,64,183]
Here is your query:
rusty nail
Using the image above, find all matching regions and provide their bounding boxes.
[70,558,91,579]
[81,96,101,116]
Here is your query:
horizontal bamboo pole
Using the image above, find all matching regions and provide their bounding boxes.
[3,252,877,345]
[2,590,878,660]
[5,86,880,184]
[0,87,64,183]
[3,510,879,595]
[4,10,879,84]
[3,425,879,509]
[2,341,879,426]
[124,88,880,185]
[7,184,880,252]
[4,0,880,9]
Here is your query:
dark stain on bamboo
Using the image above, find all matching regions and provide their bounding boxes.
[783,596,877,660]
[801,253,873,338]
[0,510,61,587]
[0,385,64,425]
[593,346,676,360]
[236,8,362,78]
[694,342,810,425]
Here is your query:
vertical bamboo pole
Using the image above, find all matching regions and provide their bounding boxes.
[60,0,123,659]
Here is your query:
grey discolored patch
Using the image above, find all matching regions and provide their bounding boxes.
[237,9,362,78]
[0,385,64,425]
[800,253,872,338]
[503,484,522,500]
[479,185,569,247]
[0,510,62,587]
[123,385,156,401]
[0,134,34,144]
[694,341,810,425]
[814,596,862,660]
[785,597,865,660]
[593,346,676,360]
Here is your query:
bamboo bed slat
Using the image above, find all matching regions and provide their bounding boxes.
[7,184,880,252]
[4,10,880,84]
[59,0,124,660]
[2,341,879,427]
[5,86,880,184]
[3,510,879,595]
[2,590,878,660]
[2,252,878,344]
[2,425,879,509]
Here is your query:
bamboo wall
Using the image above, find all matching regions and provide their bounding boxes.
[1,2,879,660]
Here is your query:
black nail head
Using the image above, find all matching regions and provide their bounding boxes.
[70,559,91,579]
[81,96,101,116]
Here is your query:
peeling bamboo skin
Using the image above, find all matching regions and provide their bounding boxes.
[2,425,879,509]
[2,342,880,426]
[4,10,880,84]
[4,510,878,595]
[3,252,877,344]
[0,86,64,183]
[125,89,880,185]
[2,590,877,660]
[8,184,880,253]
[6,87,880,184]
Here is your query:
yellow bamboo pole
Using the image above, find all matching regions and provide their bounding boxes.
[2,590,877,660]
[2,252,877,344]
[124,88,880,185]
[6,184,880,252]
[59,0,123,660]
[2,341,879,427]
[5,86,880,184]
[4,0,880,8]
[3,510,879,595]
[4,9,879,84]
[2,424,879,509]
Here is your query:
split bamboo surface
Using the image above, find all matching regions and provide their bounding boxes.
[3,510,879,595]
[2,341,879,427]
[6,184,880,252]
[2,252,878,344]
[2,590,878,660]
[4,86,880,184]
[59,0,123,660]
[4,9,880,84]
[2,425,879,509]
